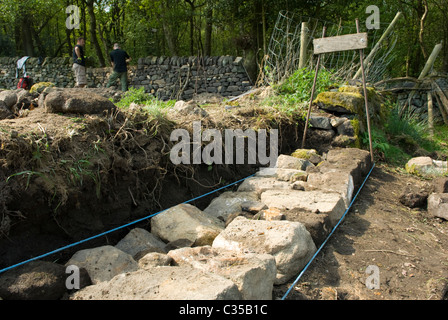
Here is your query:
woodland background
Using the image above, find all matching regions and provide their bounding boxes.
[0,0,447,79]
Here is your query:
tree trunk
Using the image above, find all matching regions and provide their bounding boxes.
[189,13,194,55]
[97,24,110,64]
[86,0,106,67]
[159,1,179,56]
[21,21,34,56]
[418,0,429,60]
[204,5,213,56]
[66,28,73,57]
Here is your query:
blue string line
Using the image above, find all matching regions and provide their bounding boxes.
[281,163,376,300]
[0,173,256,275]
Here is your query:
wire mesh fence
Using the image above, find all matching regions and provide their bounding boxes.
[264,11,399,85]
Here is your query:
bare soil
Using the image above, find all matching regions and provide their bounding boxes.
[275,164,448,300]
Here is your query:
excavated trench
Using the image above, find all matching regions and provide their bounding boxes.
[0,105,321,270]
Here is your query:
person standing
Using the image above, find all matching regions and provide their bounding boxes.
[72,37,87,88]
[106,43,131,91]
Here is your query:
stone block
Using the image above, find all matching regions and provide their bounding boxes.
[212,216,316,285]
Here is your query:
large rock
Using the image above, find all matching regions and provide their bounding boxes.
[433,177,448,193]
[237,176,292,196]
[428,193,448,220]
[275,169,308,182]
[276,154,314,171]
[43,88,116,114]
[65,245,138,284]
[115,228,167,257]
[0,101,14,120]
[284,208,332,247]
[0,90,17,109]
[212,216,316,284]
[29,82,55,94]
[291,148,323,165]
[314,148,372,189]
[138,252,173,269]
[405,157,436,175]
[168,246,276,300]
[314,91,365,115]
[309,114,332,130]
[314,86,385,124]
[399,183,431,209]
[70,266,242,300]
[0,261,66,300]
[337,119,355,136]
[405,157,448,176]
[15,89,37,110]
[171,100,208,117]
[150,203,225,246]
[260,189,346,226]
[306,169,355,207]
[203,191,259,222]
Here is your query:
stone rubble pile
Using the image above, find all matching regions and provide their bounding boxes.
[404,156,448,220]
[0,147,375,300]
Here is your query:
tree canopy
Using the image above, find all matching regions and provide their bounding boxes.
[0,0,446,78]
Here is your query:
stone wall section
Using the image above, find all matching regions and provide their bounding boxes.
[0,56,252,101]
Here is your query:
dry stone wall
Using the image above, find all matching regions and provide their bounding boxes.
[0,56,252,101]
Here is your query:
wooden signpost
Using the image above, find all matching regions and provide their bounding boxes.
[302,19,374,163]
[313,32,368,54]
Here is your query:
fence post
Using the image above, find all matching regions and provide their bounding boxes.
[427,92,434,137]
[299,22,309,69]
[353,11,402,80]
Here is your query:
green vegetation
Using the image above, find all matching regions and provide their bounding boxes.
[115,87,175,120]
[262,68,337,117]
[361,102,448,166]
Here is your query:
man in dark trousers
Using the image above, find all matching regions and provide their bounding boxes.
[72,37,87,88]
[106,43,131,91]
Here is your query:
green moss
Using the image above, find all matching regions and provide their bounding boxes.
[338,85,376,99]
[315,86,387,126]
[30,82,55,94]
[313,91,365,114]
[291,148,317,160]
[349,118,361,149]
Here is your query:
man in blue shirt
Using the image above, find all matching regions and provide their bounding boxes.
[106,43,131,91]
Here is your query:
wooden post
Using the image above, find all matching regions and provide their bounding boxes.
[433,80,448,123]
[401,42,443,115]
[433,88,448,125]
[418,43,443,80]
[356,19,374,163]
[299,22,309,69]
[427,92,434,137]
[302,27,326,149]
[354,11,402,80]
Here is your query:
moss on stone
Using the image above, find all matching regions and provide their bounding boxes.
[30,82,55,94]
[313,91,365,114]
[291,148,317,160]
[349,118,362,149]
[314,85,387,126]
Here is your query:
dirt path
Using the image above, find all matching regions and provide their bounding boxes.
[275,165,448,300]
